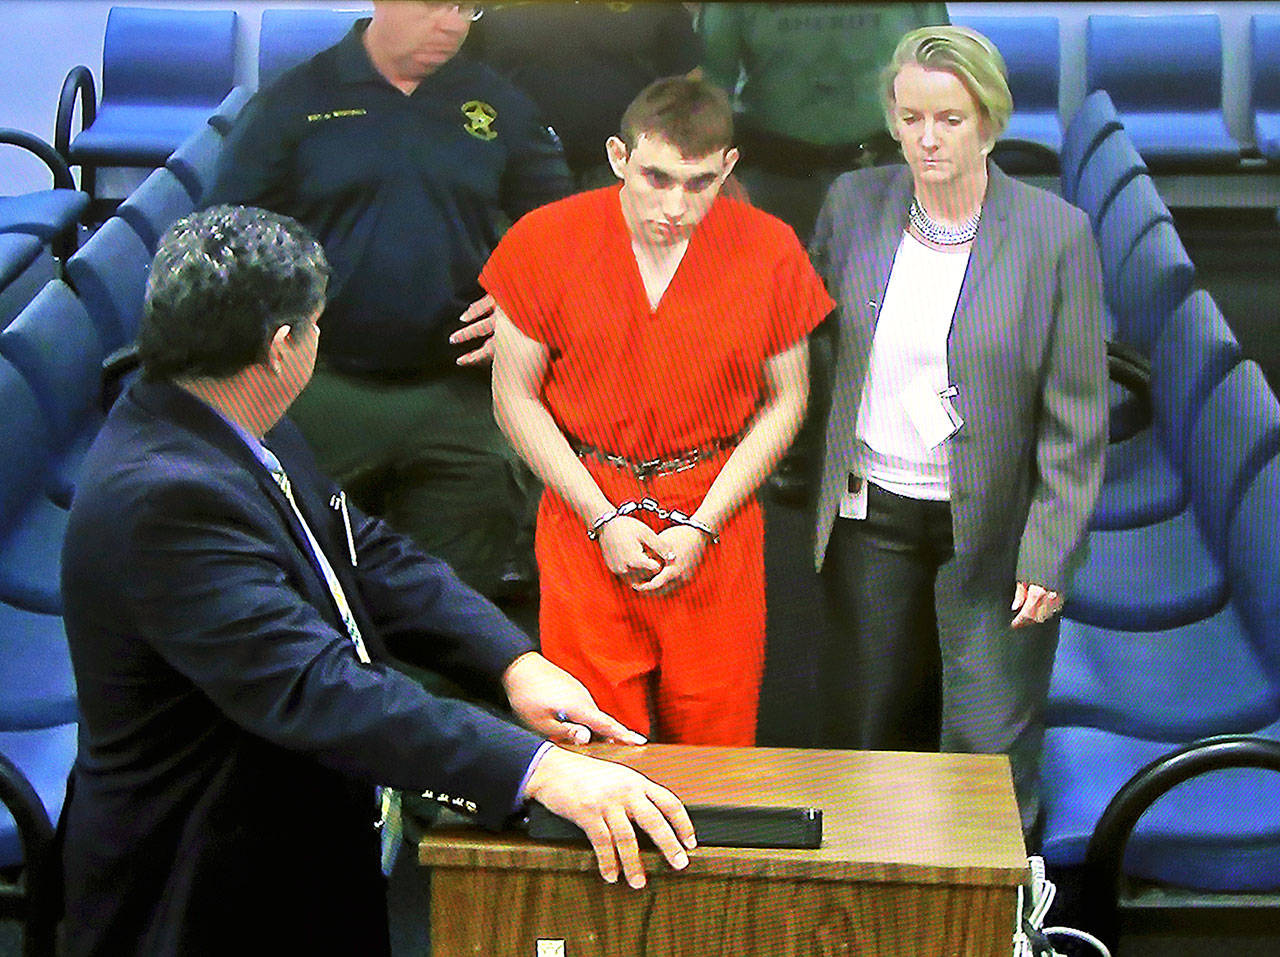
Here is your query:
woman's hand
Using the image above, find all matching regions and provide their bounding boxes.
[1011,581,1063,628]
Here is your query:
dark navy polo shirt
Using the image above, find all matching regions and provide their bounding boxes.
[206,19,570,376]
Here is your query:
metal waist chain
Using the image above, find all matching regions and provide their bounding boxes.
[569,429,743,483]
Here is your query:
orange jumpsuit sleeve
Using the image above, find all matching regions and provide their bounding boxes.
[763,238,835,358]
[480,208,562,348]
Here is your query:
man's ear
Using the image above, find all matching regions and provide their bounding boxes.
[266,324,292,374]
[721,146,740,180]
[605,136,629,180]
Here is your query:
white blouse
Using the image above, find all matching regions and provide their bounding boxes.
[853,231,971,501]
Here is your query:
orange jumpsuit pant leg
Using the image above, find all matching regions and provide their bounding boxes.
[535,497,658,740]
[647,500,765,746]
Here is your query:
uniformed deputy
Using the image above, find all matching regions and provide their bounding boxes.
[206,0,571,599]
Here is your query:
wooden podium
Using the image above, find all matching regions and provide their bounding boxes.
[418,745,1028,956]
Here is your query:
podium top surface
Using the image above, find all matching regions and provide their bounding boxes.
[418,744,1028,888]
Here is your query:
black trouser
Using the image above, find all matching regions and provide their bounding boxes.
[819,484,950,751]
[819,483,1059,832]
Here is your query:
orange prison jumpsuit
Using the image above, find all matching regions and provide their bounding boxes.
[482,186,832,743]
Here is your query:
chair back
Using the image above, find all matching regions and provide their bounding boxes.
[0,359,53,530]
[103,6,237,108]
[0,281,104,447]
[955,15,1059,111]
[1185,361,1280,557]
[116,167,194,251]
[1254,15,1280,113]
[208,86,253,136]
[1095,173,1170,290]
[1086,13,1224,112]
[164,124,224,205]
[1060,90,1121,202]
[258,8,364,90]
[1074,129,1146,227]
[1150,290,1242,467]
[65,216,152,352]
[1228,455,1280,671]
[1110,220,1194,355]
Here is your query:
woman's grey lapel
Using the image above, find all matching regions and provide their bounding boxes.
[835,167,912,362]
[947,161,1015,375]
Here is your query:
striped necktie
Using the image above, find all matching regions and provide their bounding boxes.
[265,457,372,666]
[264,454,403,873]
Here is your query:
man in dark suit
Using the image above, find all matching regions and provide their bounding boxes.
[59,206,694,955]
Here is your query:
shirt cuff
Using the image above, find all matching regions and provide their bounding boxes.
[514,740,557,812]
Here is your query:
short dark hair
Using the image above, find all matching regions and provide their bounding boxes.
[138,205,329,381]
[619,75,733,158]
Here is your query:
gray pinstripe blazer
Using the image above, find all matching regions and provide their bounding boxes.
[811,163,1108,593]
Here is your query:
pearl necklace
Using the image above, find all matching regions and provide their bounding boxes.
[909,197,980,246]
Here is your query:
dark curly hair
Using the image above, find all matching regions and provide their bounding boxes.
[138,205,329,381]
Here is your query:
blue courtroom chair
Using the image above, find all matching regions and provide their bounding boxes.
[55,6,237,200]
[115,166,194,252]
[1060,90,1122,204]
[0,235,47,330]
[1094,173,1170,293]
[0,603,76,732]
[953,15,1061,154]
[1085,14,1240,169]
[1092,292,1241,531]
[1042,724,1280,892]
[258,8,364,90]
[65,216,152,352]
[207,85,252,137]
[1065,362,1280,631]
[1043,457,1280,895]
[1073,129,1146,229]
[0,129,89,263]
[0,722,78,957]
[1253,14,1280,162]
[0,359,69,615]
[0,280,107,509]
[164,123,224,205]
[1050,610,1280,744]
[1108,220,1195,355]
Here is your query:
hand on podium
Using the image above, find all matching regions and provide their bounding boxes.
[523,747,696,889]
[502,651,647,746]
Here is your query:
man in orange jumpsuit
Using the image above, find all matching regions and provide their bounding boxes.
[483,76,833,745]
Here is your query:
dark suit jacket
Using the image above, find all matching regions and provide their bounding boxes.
[60,381,544,955]
[812,163,1107,592]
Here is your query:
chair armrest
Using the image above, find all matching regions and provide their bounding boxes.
[55,66,97,160]
[1082,734,1280,945]
[0,747,55,864]
[1108,339,1151,393]
[991,137,1060,174]
[0,128,76,190]
[101,343,141,413]
[1107,338,1152,437]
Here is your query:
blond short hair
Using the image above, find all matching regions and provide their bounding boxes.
[881,25,1013,143]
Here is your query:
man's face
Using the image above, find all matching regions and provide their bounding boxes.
[370,1,475,78]
[608,133,738,249]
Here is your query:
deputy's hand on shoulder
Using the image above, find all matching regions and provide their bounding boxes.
[597,516,671,584]
[502,652,647,746]
[452,293,498,366]
[631,525,709,597]
[523,747,696,889]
